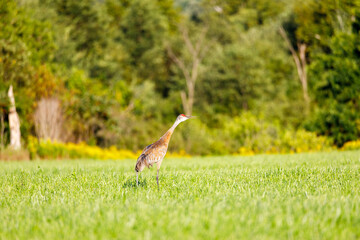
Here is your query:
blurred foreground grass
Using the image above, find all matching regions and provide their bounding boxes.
[0,151,359,239]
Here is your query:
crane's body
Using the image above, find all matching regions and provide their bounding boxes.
[135,114,193,188]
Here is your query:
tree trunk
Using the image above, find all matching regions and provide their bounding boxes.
[279,26,310,114]
[8,85,21,150]
[0,110,4,149]
[298,43,310,109]
[180,91,190,116]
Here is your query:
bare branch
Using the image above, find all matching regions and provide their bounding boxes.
[279,26,303,84]
[298,43,307,77]
[167,45,193,96]
[191,58,200,84]
[298,43,310,105]
[124,102,134,113]
[168,24,210,115]
[279,26,297,57]
[195,26,208,55]
[180,91,190,115]
[279,26,310,111]
[180,25,195,54]
[167,46,191,81]
[199,44,209,61]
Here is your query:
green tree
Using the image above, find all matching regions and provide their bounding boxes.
[119,0,171,86]
[306,17,360,145]
[52,0,125,82]
[0,0,55,142]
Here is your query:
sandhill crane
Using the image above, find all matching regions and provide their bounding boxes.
[135,114,194,188]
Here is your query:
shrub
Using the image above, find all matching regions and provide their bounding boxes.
[27,136,189,160]
[26,112,335,159]
[341,139,360,151]
[223,112,334,155]
[304,104,359,147]
[280,129,333,153]
[0,148,30,161]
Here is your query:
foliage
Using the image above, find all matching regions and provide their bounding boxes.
[341,139,360,151]
[61,69,120,145]
[53,0,118,80]
[120,0,169,79]
[223,112,333,154]
[304,104,359,147]
[0,1,57,142]
[0,151,359,239]
[306,22,360,146]
[32,140,137,160]
[292,0,358,48]
[25,111,333,158]
[0,148,29,161]
[27,136,189,160]
[0,0,359,154]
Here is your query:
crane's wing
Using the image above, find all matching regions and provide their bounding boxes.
[136,142,167,169]
[143,143,153,152]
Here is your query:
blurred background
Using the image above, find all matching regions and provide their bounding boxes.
[0,0,359,160]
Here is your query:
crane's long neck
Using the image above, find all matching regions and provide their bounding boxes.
[160,120,180,145]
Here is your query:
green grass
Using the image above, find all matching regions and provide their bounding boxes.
[0,151,359,240]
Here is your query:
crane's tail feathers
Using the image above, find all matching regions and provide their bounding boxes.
[135,160,141,172]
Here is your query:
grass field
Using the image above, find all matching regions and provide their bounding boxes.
[0,151,359,240]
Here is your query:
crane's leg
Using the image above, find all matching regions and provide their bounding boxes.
[136,171,139,187]
[156,169,159,190]
[156,161,163,190]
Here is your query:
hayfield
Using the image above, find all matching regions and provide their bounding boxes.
[0,151,359,239]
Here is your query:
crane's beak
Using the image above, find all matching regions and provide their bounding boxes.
[186,115,196,119]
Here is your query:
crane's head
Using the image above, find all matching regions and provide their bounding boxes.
[176,114,195,123]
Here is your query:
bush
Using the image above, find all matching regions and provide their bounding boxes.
[28,136,136,160]
[222,112,333,155]
[27,136,189,160]
[341,139,360,151]
[26,112,335,159]
[304,104,359,147]
[280,129,333,153]
[0,148,30,161]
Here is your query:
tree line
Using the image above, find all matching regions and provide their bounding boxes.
[0,0,359,155]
